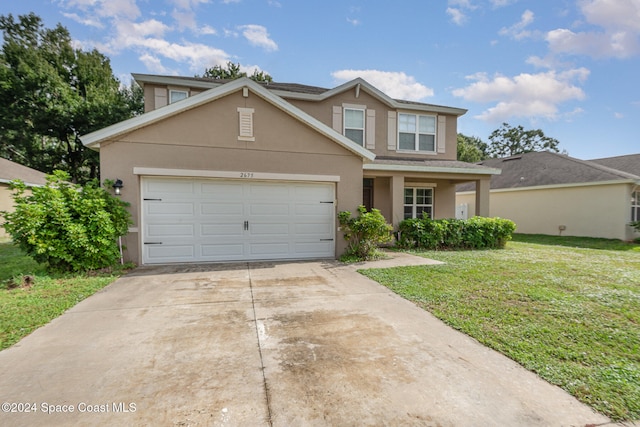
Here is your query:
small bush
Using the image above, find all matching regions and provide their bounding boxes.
[2,171,132,272]
[398,216,516,250]
[338,206,393,260]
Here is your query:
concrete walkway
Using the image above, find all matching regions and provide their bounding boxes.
[0,252,618,426]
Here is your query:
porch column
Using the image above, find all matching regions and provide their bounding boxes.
[390,175,405,228]
[475,178,491,217]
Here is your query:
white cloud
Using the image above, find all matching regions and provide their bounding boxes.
[62,12,104,28]
[169,0,211,9]
[491,0,517,6]
[347,18,362,26]
[172,9,197,31]
[447,8,467,26]
[139,53,171,74]
[200,25,217,35]
[238,25,278,51]
[268,1,282,7]
[544,0,640,59]
[614,111,625,119]
[546,27,640,58]
[499,9,535,40]
[452,69,589,122]
[331,70,434,101]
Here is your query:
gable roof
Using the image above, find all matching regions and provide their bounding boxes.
[589,153,640,176]
[131,73,468,116]
[457,151,640,192]
[81,77,375,162]
[0,157,47,187]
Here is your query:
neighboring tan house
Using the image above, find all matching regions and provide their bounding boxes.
[81,75,499,265]
[0,157,48,239]
[456,151,640,241]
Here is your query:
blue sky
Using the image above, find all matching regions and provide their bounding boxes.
[2,0,639,159]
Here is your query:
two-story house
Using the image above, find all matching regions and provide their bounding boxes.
[81,74,499,265]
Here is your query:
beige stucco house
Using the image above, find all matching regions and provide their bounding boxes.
[0,157,48,239]
[81,74,499,265]
[456,151,640,241]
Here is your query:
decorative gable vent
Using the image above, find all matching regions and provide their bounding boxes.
[237,107,255,141]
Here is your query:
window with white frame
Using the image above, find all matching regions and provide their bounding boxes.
[344,108,365,146]
[169,89,188,104]
[398,113,436,152]
[404,187,433,219]
[632,191,640,222]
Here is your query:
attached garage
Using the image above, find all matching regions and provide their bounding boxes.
[141,176,336,264]
[81,78,374,265]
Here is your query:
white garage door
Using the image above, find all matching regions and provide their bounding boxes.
[141,177,335,264]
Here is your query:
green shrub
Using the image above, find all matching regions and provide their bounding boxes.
[2,171,132,272]
[398,216,516,250]
[338,206,393,260]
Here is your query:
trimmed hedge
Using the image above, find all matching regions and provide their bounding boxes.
[398,216,516,250]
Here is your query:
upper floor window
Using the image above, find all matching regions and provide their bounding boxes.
[632,191,640,222]
[398,113,436,152]
[169,89,188,104]
[344,108,365,146]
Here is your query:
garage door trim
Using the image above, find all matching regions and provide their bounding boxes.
[133,167,341,183]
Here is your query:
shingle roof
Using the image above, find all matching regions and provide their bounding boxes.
[132,73,464,112]
[589,154,640,176]
[0,157,48,186]
[456,151,640,192]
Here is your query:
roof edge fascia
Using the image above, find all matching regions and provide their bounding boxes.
[364,163,501,175]
[132,73,222,90]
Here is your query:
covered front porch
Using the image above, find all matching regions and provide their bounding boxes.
[362,158,501,229]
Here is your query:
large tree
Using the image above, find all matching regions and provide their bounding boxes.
[457,133,489,163]
[487,123,560,158]
[0,13,143,183]
[199,61,273,82]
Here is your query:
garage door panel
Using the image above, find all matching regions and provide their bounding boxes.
[147,179,195,196]
[249,242,290,255]
[201,223,244,237]
[249,222,290,236]
[294,222,332,236]
[147,202,194,215]
[248,203,290,216]
[201,244,244,257]
[142,177,335,264]
[201,202,243,216]
[201,182,243,197]
[294,185,333,200]
[147,224,194,238]
[146,245,195,261]
[295,241,334,254]
[249,184,290,199]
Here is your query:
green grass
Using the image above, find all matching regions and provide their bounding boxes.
[0,242,127,351]
[362,236,640,421]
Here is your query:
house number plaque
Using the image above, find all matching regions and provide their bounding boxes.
[240,172,254,178]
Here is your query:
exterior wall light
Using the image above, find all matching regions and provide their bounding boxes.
[112,179,123,196]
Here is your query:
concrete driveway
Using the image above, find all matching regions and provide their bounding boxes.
[0,253,613,426]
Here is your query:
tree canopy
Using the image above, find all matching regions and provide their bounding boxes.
[199,61,273,82]
[0,13,143,183]
[487,123,560,158]
[457,134,489,163]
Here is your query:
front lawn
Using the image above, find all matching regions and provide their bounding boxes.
[0,242,127,351]
[361,235,640,421]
